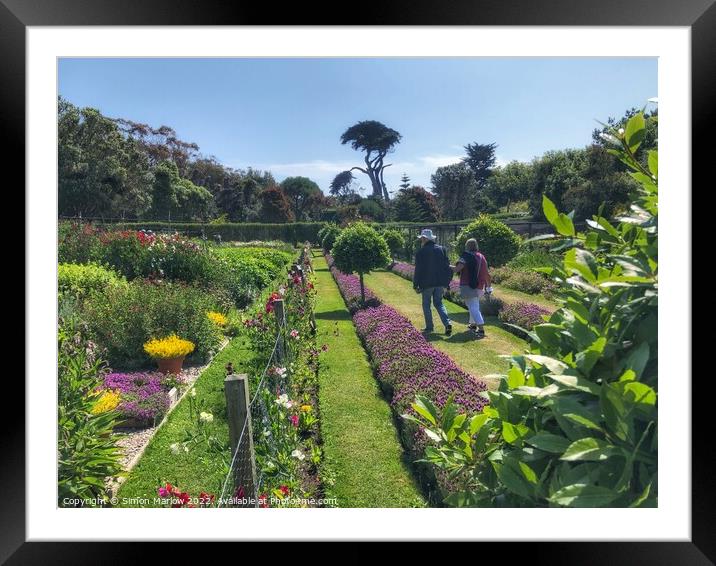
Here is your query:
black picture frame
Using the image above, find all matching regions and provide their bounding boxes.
[8,0,712,561]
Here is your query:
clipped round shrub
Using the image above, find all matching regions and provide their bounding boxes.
[380,228,406,258]
[321,224,342,251]
[332,223,391,277]
[58,262,126,299]
[455,215,521,267]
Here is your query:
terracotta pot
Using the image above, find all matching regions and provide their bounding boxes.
[157,355,185,375]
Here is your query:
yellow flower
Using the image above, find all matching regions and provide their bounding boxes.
[207,311,228,327]
[91,389,121,414]
[143,335,195,359]
[300,404,312,413]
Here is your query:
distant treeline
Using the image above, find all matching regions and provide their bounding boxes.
[58,96,657,224]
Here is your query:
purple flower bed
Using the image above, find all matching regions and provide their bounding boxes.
[103,372,171,425]
[353,305,488,462]
[498,301,551,334]
[390,261,415,279]
[325,253,380,312]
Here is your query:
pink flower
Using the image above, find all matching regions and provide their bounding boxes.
[290,329,299,339]
[289,414,299,427]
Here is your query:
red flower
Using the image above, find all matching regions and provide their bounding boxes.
[289,414,299,427]
[258,493,269,508]
[279,485,290,497]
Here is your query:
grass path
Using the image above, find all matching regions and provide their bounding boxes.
[364,269,527,389]
[313,254,426,508]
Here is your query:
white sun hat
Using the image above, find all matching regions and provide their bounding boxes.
[418,228,437,241]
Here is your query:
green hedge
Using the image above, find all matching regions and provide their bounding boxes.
[108,222,326,244]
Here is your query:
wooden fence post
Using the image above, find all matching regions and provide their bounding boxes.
[224,373,257,507]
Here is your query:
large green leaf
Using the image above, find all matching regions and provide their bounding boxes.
[525,355,568,375]
[547,372,600,396]
[549,483,618,507]
[561,438,619,461]
[648,151,658,179]
[624,112,646,153]
[527,432,572,454]
[543,195,559,225]
[412,395,438,426]
[502,421,530,445]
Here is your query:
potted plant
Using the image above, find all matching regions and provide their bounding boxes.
[143,334,195,375]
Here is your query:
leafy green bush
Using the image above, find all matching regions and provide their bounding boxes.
[455,215,521,267]
[380,228,406,258]
[508,249,559,270]
[491,266,558,297]
[58,316,122,506]
[210,247,291,307]
[332,223,391,304]
[408,112,658,508]
[82,280,224,368]
[321,224,342,251]
[58,263,126,300]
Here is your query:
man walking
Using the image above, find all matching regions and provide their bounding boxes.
[413,229,453,336]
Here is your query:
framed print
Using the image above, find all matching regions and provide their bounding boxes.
[7,0,713,560]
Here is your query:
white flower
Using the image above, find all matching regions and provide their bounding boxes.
[599,132,620,145]
[170,443,182,455]
[199,411,214,423]
[190,388,197,398]
[291,449,305,461]
[274,367,287,378]
[274,393,293,409]
[279,287,286,296]
[617,128,625,135]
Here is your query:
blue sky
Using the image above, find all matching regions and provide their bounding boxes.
[58,58,657,195]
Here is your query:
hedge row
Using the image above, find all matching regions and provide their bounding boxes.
[106,221,326,244]
[102,217,537,244]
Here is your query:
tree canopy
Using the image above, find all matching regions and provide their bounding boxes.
[340,120,402,200]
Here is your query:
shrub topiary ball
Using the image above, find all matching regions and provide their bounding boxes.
[455,215,521,267]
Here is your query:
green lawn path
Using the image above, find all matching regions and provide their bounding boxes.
[364,269,529,389]
[313,254,426,508]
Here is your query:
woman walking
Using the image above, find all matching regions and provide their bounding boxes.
[452,238,492,339]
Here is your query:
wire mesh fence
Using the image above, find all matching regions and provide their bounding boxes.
[217,296,298,508]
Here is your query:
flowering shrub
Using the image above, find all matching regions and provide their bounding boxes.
[90,389,121,414]
[143,335,195,359]
[82,279,222,367]
[58,223,293,308]
[498,301,551,334]
[206,311,228,327]
[103,372,171,425]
